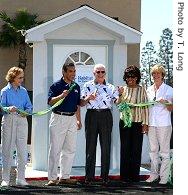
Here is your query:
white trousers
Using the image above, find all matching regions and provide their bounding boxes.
[1,114,28,182]
[48,113,77,180]
[148,126,172,183]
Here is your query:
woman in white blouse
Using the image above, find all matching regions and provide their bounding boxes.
[146,64,173,185]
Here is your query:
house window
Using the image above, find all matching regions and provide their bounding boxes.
[64,52,95,66]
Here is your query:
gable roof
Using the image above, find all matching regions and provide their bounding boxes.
[25,5,142,44]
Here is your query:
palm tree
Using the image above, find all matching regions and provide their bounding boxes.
[0,8,43,70]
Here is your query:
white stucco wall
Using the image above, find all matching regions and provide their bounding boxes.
[32,42,49,170]
[30,17,146,171]
[110,43,127,169]
[45,19,118,41]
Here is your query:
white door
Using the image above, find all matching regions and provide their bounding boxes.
[53,45,107,166]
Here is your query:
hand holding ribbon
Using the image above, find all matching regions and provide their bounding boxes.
[0,82,77,117]
[117,101,172,127]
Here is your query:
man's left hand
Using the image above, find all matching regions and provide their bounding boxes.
[77,120,82,130]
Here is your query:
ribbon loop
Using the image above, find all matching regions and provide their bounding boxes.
[117,101,172,127]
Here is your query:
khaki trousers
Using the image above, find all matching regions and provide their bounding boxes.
[1,114,28,182]
[48,113,77,180]
[148,126,172,183]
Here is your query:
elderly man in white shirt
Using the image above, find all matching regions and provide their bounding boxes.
[81,64,119,185]
[146,64,173,185]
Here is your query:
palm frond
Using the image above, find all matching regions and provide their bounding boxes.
[0,11,12,23]
[0,9,44,68]
[0,24,18,47]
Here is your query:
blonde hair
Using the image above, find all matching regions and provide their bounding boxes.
[6,67,24,83]
[151,64,166,78]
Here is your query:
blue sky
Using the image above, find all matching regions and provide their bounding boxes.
[140,0,173,50]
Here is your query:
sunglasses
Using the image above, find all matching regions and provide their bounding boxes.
[126,75,136,78]
[96,71,105,74]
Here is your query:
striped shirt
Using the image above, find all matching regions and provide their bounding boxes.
[120,85,149,125]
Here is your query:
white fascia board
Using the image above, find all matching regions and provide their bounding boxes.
[83,9,141,43]
[85,6,142,35]
[26,6,85,33]
[25,6,142,43]
[26,6,91,42]
[26,11,85,42]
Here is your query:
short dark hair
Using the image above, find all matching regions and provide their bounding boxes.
[62,63,75,72]
[123,65,141,84]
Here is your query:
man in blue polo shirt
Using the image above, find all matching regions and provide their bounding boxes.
[46,63,81,186]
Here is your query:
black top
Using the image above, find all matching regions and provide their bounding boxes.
[48,78,80,113]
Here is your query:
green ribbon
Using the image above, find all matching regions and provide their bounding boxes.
[0,83,77,116]
[118,102,133,128]
[117,101,172,127]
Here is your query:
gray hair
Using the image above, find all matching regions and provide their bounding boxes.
[93,64,106,72]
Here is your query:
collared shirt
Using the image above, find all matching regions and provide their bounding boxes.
[81,80,119,109]
[48,78,80,113]
[119,85,149,125]
[0,83,33,114]
[147,82,173,127]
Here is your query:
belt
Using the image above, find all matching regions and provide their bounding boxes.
[53,111,75,116]
[87,109,110,112]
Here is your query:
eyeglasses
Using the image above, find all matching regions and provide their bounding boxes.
[17,77,24,79]
[96,71,105,74]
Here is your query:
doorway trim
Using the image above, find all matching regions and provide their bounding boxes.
[46,39,115,87]
[45,39,115,159]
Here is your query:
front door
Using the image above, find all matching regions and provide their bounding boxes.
[53,45,107,166]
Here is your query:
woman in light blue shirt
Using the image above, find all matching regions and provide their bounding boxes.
[0,67,32,187]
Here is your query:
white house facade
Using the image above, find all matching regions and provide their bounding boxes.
[25,5,148,172]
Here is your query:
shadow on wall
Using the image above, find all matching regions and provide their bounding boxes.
[27,90,33,144]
